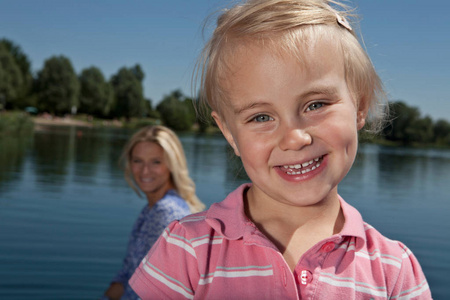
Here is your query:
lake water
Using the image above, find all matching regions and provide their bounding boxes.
[0,125,449,299]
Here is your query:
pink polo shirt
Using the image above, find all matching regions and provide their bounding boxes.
[130,184,432,299]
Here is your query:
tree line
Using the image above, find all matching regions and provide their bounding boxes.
[381,101,449,147]
[0,38,449,146]
[0,38,148,118]
[0,38,199,128]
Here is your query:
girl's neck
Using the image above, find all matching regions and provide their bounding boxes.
[244,186,344,271]
[245,186,343,230]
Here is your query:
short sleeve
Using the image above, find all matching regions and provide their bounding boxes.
[390,242,432,299]
[129,220,200,300]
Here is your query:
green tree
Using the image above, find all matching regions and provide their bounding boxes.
[131,64,144,82]
[433,119,450,146]
[35,55,80,115]
[0,39,33,108]
[156,90,195,131]
[193,96,213,132]
[383,101,421,144]
[382,101,448,145]
[143,98,160,119]
[79,66,114,117]
[110,64,145,120]
[409,116,433,144]
[0,43,23,110]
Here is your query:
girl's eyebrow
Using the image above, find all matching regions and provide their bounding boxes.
[233,86,339,114]
[300,86,339,99]
[233,101,271,114]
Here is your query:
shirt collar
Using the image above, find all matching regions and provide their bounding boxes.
[205,183,252,240]
[337,195,366,250]
[206,183,366,249]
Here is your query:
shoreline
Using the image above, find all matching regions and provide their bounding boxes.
[33,116,93,128]
[32,115,123,129]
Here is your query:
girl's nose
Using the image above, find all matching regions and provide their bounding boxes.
[279,127,312,151]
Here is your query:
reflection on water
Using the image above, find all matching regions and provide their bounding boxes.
[0,126,448,299]
[344,145,450,206]
[0,134,31,194]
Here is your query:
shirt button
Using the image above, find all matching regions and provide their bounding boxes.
[321,242,335,253]
[299,270,313,285]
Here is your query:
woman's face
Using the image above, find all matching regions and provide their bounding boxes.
[130,141,173,203]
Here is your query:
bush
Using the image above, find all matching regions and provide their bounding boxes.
[0,111,34,136]
[123,118,159,129]
[156,91,195,131]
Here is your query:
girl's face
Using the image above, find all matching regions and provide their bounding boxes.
[130,141,173,203]
[212,38,367,209]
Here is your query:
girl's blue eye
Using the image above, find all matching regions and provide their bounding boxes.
[306,102,324,111]
[253,114,273,122]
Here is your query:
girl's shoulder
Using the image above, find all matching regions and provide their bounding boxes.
[362,222,411,257]
[178,211,210,229]
[164,211,212,240]
[359,222,426,279]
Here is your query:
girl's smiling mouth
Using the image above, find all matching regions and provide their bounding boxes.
[279,155,324,175]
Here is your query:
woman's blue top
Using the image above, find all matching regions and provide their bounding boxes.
[113,189,191,299]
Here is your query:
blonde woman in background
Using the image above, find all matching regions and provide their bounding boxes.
[103,125,204,300]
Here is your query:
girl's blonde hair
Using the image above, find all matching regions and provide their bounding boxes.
[120,125,205,213]
[196,0,387,132]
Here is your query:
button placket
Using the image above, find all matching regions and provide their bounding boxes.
[281,265,287,287]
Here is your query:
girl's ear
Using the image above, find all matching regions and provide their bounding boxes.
[211,111,241,157]
[357,111,366,130]
[357,98,369,130]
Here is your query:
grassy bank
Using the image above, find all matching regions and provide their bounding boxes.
[0,111,34,136]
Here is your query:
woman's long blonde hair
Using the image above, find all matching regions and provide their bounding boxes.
[120,125,205,213]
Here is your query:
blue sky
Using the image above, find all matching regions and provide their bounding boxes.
[1,0,449,121]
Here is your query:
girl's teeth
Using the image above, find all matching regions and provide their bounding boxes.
[284,156,322,175]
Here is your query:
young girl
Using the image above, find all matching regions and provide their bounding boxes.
[102,125,204,300]
[130,1,431,299]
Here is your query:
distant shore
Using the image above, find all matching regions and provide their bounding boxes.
[33,115,92,127]
[32,114,123,129]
